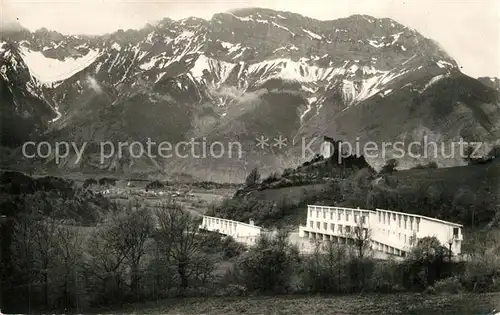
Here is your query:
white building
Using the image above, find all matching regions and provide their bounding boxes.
[199,215,264,246]
[299,205,463,257]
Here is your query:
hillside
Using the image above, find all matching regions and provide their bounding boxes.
[0,41,56,147]
[210,152,500,228]
[0,171,115,223]
[1,9,499,181]
[378,159,500,226]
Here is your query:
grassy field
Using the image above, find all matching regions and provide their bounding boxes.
[389,159,500,192]
[111,292,500,315]
[249,183,330,203]
[103,184,233,217]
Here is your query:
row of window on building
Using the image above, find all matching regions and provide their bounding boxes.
[378,211,421,231]
[308,207,424,233]
[309,208,368,224]
[309,220,368,237]
[204,217,238,230]
[379,227,416,245]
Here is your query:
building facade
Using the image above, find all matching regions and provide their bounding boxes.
[199,215,264,246]
[299,205,463,257]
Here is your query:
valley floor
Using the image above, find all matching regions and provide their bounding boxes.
[110,292,500,315]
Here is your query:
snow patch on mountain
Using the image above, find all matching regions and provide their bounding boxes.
[220,41,242,54]
[190,54,236,83]
[19,47,100,83]
[381,88,393,96]
[302,28,322,40]
[420,74,447,93]
[368,40,385,48]
[247,58,353,83]
[436,60,454,69]
[340,68,413,106]
[0,41,8,53]
[390,32,404,45]
[272,22,294,35]
[50,106,62,123]
[301,96,317,121]
[176,30,195,41]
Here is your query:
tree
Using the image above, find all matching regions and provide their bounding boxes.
[244,167,261,187]
[52,223,85,312]
[85,222,130,304]
[154,202,206,295]
[238,229,299,293]
[380,159,398,174]
[462,145,483,165]
[10,212,40,309]
[345,218,373,291]
[303,239,349,293]
[116,205,155,300]
[84,203,154,303]
[340,168,374,207]
[487,145,500,159]
[346,218,372,259]
[11,212,61,310]
[451,187,477,225]
[406,236,448,288]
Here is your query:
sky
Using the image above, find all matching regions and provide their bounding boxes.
[2,0,499,78]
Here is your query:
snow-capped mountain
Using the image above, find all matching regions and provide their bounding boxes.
[0,40,56,147]
[1,8,499,181]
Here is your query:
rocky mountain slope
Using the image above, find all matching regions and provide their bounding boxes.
[478,77,500,91]
[1,8,499,182]
[0,41,56,147]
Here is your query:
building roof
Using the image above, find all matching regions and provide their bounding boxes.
[201,215,264,230]
[306,205,463,227]
[375,208,463,227]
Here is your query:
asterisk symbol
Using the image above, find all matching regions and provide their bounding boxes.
[255,135,269,149]
[273,135,288,149]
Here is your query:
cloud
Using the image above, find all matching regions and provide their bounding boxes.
[86,75,102,93]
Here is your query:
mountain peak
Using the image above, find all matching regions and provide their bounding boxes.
[2,8,495,183]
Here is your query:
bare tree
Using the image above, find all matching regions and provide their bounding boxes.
[154,202,203,295]
[10,212,38,309]
[118,205,154,300]
[11,212,60,310]
[36,218,61,309]
[85,225,129,304]
[321,240,349,293]
[85,204,154,302]
[245,167,261,188]
[346,219,372,259]
[53,223,85,312]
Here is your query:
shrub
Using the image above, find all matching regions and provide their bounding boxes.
[221,236,247,259]
[238,230,300,293]
[262,172,280,184]
[380,159,398,174]
[282,168,294,177]
[216,284,247,297]
[370,260,401,293]
[424,285,437,295]
[433,276,465,294]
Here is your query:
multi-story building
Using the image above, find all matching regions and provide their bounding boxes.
[199,215,264,246]
[299,205,463,257]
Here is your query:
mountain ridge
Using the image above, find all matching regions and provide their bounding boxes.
[1,8,499,182]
